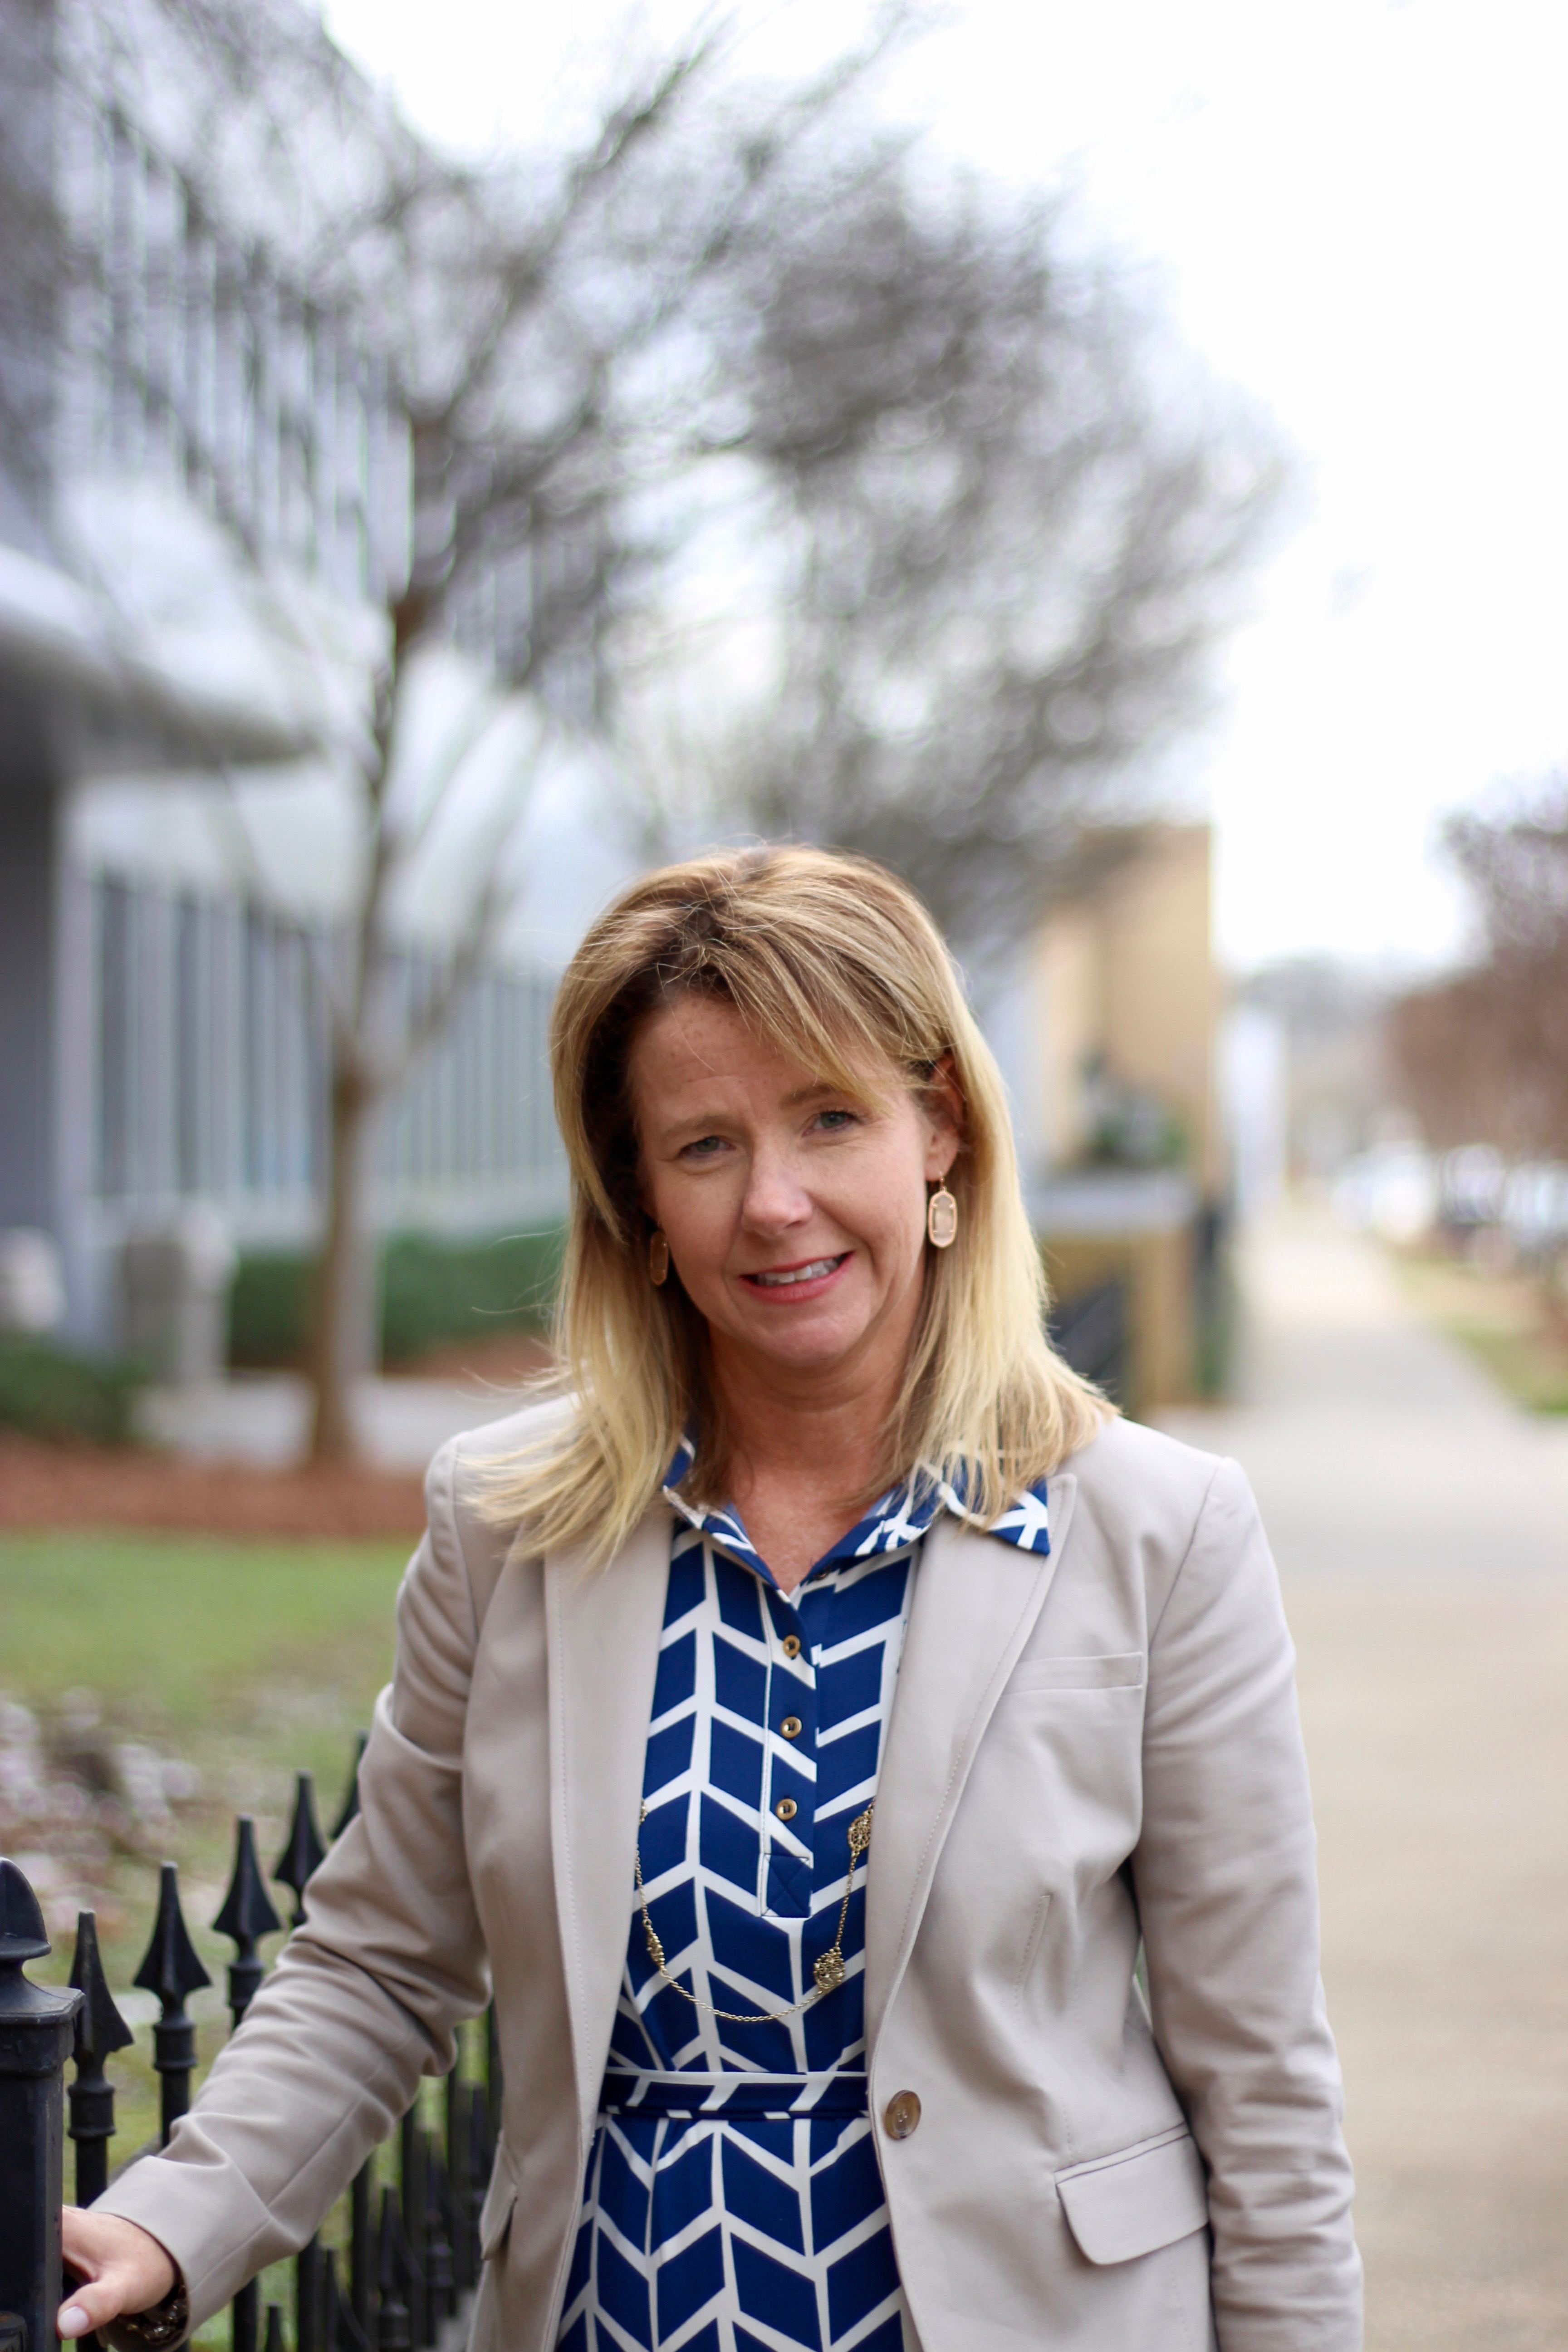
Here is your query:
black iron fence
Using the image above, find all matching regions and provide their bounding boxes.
[0,1746,497,2352]
[1048,1278,1128,1401]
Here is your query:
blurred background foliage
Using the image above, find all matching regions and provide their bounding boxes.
[227,1225,564,1372]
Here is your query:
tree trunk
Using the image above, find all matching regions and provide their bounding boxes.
[307,1063,379,1463]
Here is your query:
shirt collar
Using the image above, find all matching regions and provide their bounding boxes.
[660,1429,1049,1584]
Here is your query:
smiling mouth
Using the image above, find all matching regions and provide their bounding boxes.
[745,1254,848,1289]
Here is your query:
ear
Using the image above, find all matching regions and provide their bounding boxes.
[920,1054,965,1182]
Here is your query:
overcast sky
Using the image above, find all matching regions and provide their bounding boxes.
[323,0,1568,976]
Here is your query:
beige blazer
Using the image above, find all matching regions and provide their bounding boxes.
[101,1405,1362,2352]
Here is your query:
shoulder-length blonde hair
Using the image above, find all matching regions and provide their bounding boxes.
[486,844,1107,1560]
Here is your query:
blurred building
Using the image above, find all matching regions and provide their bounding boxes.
[1234,958,1395,1183]
[997,823,1224,1414]
[0,0,568,1356]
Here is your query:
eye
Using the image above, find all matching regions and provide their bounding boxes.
[813,1108,859,1133]
[680,1133,729,1160]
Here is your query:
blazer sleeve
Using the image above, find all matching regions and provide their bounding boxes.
[1132,1455,1363,2352]
[94,1434,495,2332]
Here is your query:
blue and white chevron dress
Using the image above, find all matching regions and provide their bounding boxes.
[555,1447,1051,2352]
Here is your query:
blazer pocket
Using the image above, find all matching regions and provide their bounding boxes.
[479,2137,520,2261]
[1004,1651,1147,1694]
[1054,2124,1209,2265]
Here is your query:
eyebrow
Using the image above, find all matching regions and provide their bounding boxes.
[781,1080,849,1107]
[648,1077,873,1145]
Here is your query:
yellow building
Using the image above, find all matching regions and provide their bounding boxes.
[1022,824,1222,1416]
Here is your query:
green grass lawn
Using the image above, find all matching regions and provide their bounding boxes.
[0,1528,459,2341]
[2,1528,409,1729]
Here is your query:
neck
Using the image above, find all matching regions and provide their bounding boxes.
[707,1336,904,1516]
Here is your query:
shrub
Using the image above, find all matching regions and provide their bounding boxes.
[226,1226,565,1369]
[0,1335,142,1443]
[379,1228,563,1365]
[227,1253,314,1368]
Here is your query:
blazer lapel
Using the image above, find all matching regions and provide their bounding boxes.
[863,1471,1079,2052]
[546,1507,671,2137]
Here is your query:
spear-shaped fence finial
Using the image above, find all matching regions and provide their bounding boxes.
[213,1815,282,2031]
[274,1772,328,1929]
[132,1861,212,2146]
[67,1910,134,2204]
[331,1733,369,1839]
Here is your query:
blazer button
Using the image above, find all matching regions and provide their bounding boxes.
[883,2090,921,2140]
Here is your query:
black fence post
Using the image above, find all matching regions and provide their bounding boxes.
[375,2191,411,2352]
[0,1857,84,2352]
[295,2232,323,2352]
[464,2089,488,2281]
[323,2250,370,2352]
[214,1817,282,2030]
[67,1911,133,2205]
[485,2004,501,2161]
[421,2130,454,2332]
[215,1818,281,2352]
[445,2067,473,2296]
[399,2112,427,2349]
[350,2159,375,2342]
[277,1773,329,2348]
[134,1862,212,2146]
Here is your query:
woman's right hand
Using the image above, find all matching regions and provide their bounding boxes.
[59,2208,179,2339]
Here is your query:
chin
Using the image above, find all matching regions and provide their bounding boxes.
[747,1318,869,1371]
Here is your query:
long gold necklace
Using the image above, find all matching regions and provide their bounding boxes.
[633,1801,874,2025]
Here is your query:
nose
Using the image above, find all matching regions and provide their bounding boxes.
[740,1141,814,1236]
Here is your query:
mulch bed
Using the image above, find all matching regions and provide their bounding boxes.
[0,1431,427,1539]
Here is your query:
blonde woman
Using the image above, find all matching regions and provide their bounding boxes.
[67,847,1361,2351]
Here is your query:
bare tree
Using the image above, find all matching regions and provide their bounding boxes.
[6,0,1281,1455]
[4,0,929,1455]
[619,164,1286,948]
[1392,780,1568,1160]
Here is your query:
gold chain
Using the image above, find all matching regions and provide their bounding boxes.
[633,1801,873,2024]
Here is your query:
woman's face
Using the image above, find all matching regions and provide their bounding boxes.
[628,993,959,1398]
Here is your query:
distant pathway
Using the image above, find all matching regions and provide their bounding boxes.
[1162,1212,1568,2351]
[137,1369,523,1470]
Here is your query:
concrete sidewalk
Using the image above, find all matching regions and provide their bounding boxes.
[136,1369,527,1469]
[1162,1213,1568,2350]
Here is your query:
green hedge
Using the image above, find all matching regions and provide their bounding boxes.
[0,1335,142,1442]
[228,1226,566,1370]
[227,1253,313,1369]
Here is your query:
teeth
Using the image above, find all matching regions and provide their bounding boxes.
[754,1258,839,1287]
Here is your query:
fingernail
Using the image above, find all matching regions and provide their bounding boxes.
[60,2308,91,2337]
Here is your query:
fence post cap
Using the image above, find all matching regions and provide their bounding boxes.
[0,1856,50,1965]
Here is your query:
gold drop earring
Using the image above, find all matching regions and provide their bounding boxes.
[926,1182,958,1249]
[649,1229,671,1286]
